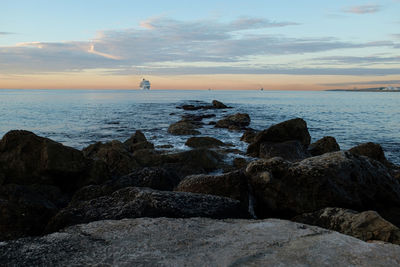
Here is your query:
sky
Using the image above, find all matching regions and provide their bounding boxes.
[0,0,399,90]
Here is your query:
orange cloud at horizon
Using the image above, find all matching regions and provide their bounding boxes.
[1,72,399,91]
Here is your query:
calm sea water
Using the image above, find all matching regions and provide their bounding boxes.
[0,89,399,164]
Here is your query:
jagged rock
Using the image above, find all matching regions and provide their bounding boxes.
[176,170,249,207]
[212,100,228,109]
[349,142,391,166]
[83,140,139,177]
[167,121,201,135]
[185,136,226,148]
[3,218,400,266]
[258,140,310,162]
[215,113,250,130]
[245,151,400,225]
[247,118,311,157]
[240,129,258,143]
[123,130,154,152]
[0,130,109,191]
[293,207,400,245]
[308,136,340,156]
[45,187,248,232]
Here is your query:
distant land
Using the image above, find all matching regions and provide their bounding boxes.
[328,86,400,92]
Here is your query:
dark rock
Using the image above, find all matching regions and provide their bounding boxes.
[245,151,400,224]
[212,100,228,109]
[46,187,249,232]
[208,121,216,125]
[181,113,215,122]
[259,140,310,162]
[215,113,250,130]
[0,130,109,191]
[0,184,60,240]
[293,207,400,245]
[176,170,249,207]
[185,136,226,148]
[247,118,311,157]
[167,121,201,135]
[308,136,340,156]
[156,144,174,149]
[233,158,248,169]
[349,142,390,166]
[240,129,258,143]
[83,140,139,177]
[181,105,202,111]
[123,130,154,152]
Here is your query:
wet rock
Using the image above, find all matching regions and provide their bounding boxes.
[212,100,228,109]
[349,142,391,166]
[247,118,311,157]
[123,130,154,152]
[259,140,310,162]
[167,121,201,135]
[83,140,139,177]
[185,136,226,148]
[240,129,258,143]
[46,187,248,232]
[308,136,340,156]
[181,113,215,122]
[293,207,400,245]
[4,218,400,266]
[208,121,216,125]
[0,184,60,240]
[215,113,250,130]
[245,151,400,223]
[181,104,202,111]
[176,170,249,207]
[0,130,109,191]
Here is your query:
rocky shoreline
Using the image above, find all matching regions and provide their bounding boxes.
[1,100,400,265]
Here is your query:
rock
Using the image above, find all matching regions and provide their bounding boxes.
[212,100,228,109]
[0,184,59,240]
[245,151,400,223]
[215,113,250,130]
[176,170,249,207]
[83,140,139,177]
[181,104,202,111]
[349,142,391,166]
[247,118,311,157]
[0,130,109,191]
[293,207,400,245]
[308,136,340,156]
[181,113,215,122]
[45,187,248,232]
[240,129,258,143]
[4,218,400,266]
[167,121,201,135]
[233,158,248,169]
[185,136,226,148]
[258,140,310,162]
[123,130,154,152]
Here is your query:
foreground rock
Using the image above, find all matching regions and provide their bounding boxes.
[349,142,391,166]
[308,136,340,156]
[46,187,248,232]
[215,113,250,130]
[3,218,400,266]
[0,130,109,191]
[246,151,400,224]
[185,136,226,148]
[293,207,400,245]
[167,121,201,135]
[247,118,311,157]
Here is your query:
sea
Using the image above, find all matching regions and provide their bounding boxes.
[0,89,399,164]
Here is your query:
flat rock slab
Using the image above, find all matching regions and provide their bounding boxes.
[2,218,400,266]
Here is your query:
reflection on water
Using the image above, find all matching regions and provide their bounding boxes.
[0,89,399,164]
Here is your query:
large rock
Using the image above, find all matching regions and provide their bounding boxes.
[167,121,201,135]
[240,129,258,143]
[245,151,400,224]
[293,207,400,245]
[83,140,139,177]
[123,130,154,152]
[3,218,400,266]
[0,130,108,191]
[176,170,249,207]
[247,118,311,157]
[212,100,228,109]
[215,113,250,130]
[258,140,310,162]
[308,136,340,156]
[45,187,248,232]
[349,142,390,166]
[185,136,226,148]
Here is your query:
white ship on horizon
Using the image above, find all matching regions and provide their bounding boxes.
[140,78,151,90]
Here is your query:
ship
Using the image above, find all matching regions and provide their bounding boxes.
[140,78,151,90]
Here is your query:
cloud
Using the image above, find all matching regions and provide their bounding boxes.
[313,55,400,65]
[0,17,397,76]
[343,4,381,14]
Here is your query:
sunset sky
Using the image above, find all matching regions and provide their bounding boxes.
[1,0,399,90]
